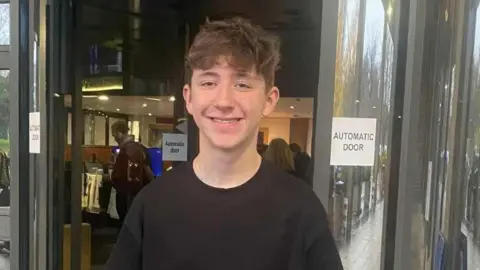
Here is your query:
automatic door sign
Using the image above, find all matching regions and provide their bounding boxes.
[162,133,188,161]
[330,117,377,166]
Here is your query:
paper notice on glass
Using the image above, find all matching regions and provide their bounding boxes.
[29,112,40,154]
[330,117,377,166]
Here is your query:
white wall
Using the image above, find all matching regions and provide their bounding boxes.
[260,118,291,143]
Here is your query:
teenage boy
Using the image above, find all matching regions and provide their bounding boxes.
[106,17,343,270]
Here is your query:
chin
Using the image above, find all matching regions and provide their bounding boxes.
[211,139,243,151]
[203,133,245,151]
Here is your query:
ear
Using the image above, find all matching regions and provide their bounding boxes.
[183,84,193,115]
[262,86,280,117]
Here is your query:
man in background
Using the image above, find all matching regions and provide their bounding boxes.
[110,120,153,225]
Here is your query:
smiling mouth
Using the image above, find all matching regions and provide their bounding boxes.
[209,117,242,124]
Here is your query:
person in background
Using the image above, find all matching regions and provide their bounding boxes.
[106,17,342,270]
[257,143,269,156]
[263,138,297,176]
[110,120,153,225]
[290,142,312,185]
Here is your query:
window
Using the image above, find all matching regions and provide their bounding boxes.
[0,3,10,45]
[0,70,9,152]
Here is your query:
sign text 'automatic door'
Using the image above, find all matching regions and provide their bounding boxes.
[330,117,377,166]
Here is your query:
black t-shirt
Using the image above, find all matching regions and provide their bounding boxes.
[105,159,343,270]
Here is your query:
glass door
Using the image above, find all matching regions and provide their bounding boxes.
[47,0,196,269]
[46,0,84,269]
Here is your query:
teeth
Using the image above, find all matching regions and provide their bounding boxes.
[213,118,239,123]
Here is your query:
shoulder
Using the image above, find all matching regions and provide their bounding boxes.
[262,160,329,228]
[262,160,317,202]
[123,162,193,217]
[123,141,146,153]
[134,162,193,200]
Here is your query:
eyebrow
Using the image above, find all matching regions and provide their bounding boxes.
[235,71,250,78]
[198,71,219,78]
[197,70,257,80]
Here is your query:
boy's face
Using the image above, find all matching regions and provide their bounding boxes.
[184,58,279,152]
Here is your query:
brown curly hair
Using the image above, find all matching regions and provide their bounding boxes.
[185,17,281,88]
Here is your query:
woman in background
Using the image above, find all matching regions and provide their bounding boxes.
[263,138,297,176]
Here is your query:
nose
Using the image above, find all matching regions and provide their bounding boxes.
[214,84,235,110]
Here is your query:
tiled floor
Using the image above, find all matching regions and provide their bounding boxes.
[339,203,384,270]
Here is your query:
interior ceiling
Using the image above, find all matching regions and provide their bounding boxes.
[80,0,322,98]
[64,95,314,119]
[81,0,316,46]
[82,0,315,29]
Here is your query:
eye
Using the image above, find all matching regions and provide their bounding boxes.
[200,81,216,88]
[235,82,252,90]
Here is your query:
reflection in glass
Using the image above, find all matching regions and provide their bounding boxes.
[0,4,9,45]
[0,70,10,269]
[0,71,9,152]
[462,5,480,268]
[332,0,392,269]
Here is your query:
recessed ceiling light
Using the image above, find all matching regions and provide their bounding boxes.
[98,95,109,101]
[142,103,148,107]
[290,105,295,109]
[148,113,152,116]
[169,96,176,102]
[116,108,120,112]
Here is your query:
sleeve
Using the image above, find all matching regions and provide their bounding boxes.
[304,196,344,270]
[105,194,144,270]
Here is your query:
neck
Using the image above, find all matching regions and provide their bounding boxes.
[193,136,262,189]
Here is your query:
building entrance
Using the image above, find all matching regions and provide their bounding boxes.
[46,1,196,269]
[45,1,327,269]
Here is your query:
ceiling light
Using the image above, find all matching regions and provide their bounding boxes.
[82,84,123,92]
[142,103,148,108]
[54,93,60,97]
[148,113,152,116]
[98,95,109,101]
[169,96,176,102]
[145,97,162,101]
[290,105,295,109]
[116,108,120,112]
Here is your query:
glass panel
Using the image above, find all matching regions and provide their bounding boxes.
[84,114,93,145]
[332,0,392,269]
[61,4,186,268]
[0,70,10,269]
[462,5,480,268]
[93,115,106,145]
[0,3,9,45]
